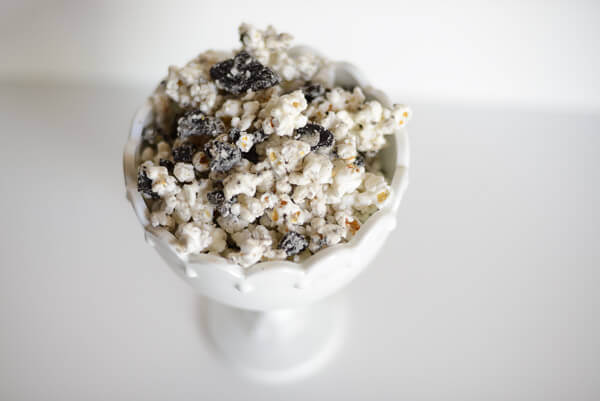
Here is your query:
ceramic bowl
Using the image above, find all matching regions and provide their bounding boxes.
[123,50,410,312]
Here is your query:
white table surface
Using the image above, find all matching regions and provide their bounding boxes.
[0,83,598,401]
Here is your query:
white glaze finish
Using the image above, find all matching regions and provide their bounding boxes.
[123,49,410,312]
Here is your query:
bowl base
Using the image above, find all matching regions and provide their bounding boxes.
[206,295,346,382]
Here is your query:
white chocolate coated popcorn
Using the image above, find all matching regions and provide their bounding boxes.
[176,222,226,255]
[223,172,260,199]
[228,225,275,267]
[164,50,228,113]
[265,137,311,177]
[260,90,308,137]
[141,161,180,198]
[329,160,364,199]
[239,24,324,82]
[173,162,195,183]
[136,24,411,267]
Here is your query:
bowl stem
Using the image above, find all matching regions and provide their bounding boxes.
[205,295,347,382]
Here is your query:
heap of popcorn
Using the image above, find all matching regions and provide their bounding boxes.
[137,24,411,267]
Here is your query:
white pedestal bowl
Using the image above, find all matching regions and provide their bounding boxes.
[123,55,410,381]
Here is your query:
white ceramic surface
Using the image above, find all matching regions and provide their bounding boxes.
[123,56,410,312]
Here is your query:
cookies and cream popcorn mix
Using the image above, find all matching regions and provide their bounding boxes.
[137,24,411,267]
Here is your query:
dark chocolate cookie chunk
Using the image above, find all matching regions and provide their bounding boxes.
[159,158,175,173]
[177,110,224,138]
[207,190,225,205]
[172,143,198,163]
[228,127,242,143]
[207,190,238,217]
[251,129,269,143]
[353,152,365,167]
[278,231,308,256]
[295,123,334,151]
[216,198,237,217]
[204,140,241,172]
[137,170,159,200]
[210,51,280,95]
[302,83,325,103]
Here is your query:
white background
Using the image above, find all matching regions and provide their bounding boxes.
[1,0,600,111]
[0,1,599,400]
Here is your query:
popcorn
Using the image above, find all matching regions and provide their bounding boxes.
[271,194,308,228]
[255,169,275,192]
[229,225,274,267]
[239,24,322,82]
[355,172,392,211]
[223,172,260,199]
[301,153,333,184]
[140,161,180,198]
[308,197,327,218]
[292,182,322,203]
[150,209,174,229]
[390,104,412,129]
[235,132,255,153]
[265,138,311,177]
[261,90,308,137]
[275,175,292,194]
[308,217,345,252]
[175,222,226,255]
[135,23,409,267]
[259,192,278,209]
[216,99,242,118]
[329,160,364,199]
[239,24,293,60]
[236,194,265,223]
[173,162,195,183]
[232,100,260,131]
[217,214,248,234]
[336,138,358,160]
[165,63,219,113]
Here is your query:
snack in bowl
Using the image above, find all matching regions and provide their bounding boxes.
[136,24,411,267]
